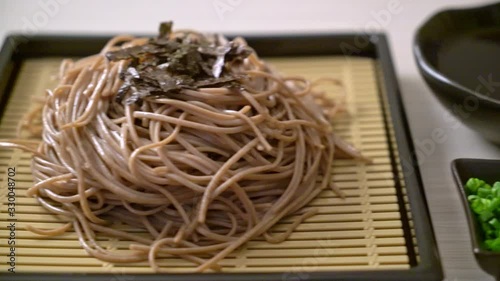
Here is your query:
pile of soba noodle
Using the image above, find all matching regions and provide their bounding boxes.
[5,23,369,272]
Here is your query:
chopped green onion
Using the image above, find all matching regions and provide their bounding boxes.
[478,187,492,198]
[466,178,487,194]
[492,182,500,197]
[466,178,500,252]
[489,218,500,230]
[485,238,500,251]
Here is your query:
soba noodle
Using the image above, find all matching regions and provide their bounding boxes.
[3,25,370,272]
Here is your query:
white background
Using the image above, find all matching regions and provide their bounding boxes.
[1,1,500,280]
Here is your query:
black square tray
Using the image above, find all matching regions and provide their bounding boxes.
[0,33,443,281]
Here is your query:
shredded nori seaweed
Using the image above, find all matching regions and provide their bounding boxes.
[106,21,252,104]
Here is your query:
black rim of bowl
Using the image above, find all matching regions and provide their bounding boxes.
[413,2,500,107]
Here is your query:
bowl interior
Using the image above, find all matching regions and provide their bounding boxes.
[415,2,500,106]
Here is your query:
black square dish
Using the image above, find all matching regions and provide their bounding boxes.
[0,34,443,281]
[452,158,500,279]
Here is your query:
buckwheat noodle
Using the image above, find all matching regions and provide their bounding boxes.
[3,29,370,272]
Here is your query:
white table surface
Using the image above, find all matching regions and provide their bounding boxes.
[1,0,500,280]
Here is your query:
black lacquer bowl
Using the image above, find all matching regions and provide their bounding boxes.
[452,158,500,279]
[414,2,500,144]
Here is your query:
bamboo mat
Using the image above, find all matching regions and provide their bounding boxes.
[0,56,416,273]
